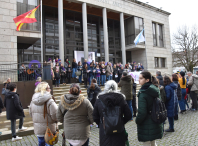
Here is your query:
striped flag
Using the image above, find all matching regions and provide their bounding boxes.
[134,29,145,46]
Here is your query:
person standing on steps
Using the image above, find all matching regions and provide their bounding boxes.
[136,71,163,146]
[77,61,83,84]
[83,64,88,88]
[164,76,177,132]
[67,64,72,84]
[72,58,78,79]
[4,83,27,142]
[100,64,106,86]
[118,72,133,121]
[30,82,57,146]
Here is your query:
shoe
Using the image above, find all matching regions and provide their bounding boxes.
[191,109,196,111]
[165,129,174,132]
[174,115,178,120]
[18,126,27,132]
[12,136,22,142]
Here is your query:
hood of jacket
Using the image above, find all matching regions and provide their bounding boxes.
[139,83,160,98]
[157,75,163,81]
[121,75,132,82]
[60,94,85,111]
[6,91,18,98]
[32,92,52,105]
[167,82,177,90]
[173,81,179,88]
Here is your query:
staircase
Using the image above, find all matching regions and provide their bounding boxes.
[0,83,141,141]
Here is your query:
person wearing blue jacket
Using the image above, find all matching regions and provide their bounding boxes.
[77,61,83,84]
[164,76,177,132]
[88,63,95,85]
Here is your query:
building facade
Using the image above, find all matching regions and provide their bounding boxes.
[0,0,172,76]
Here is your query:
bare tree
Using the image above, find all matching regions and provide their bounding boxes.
[172,25,198,72]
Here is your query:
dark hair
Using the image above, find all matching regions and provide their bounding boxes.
[172,74,178,81]
[152,76,159,87]
[70,83,81,95]
[140,71,152,82]
[180,71,186,85]
[78,61,81,66]
[164,76,172,86]
[90,78,97,90]
[9,83,17,91]
[83,64,87,70]
[156,71,161,76]
[122,72,128,77]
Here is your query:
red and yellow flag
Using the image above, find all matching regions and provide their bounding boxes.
[13,5,40,31]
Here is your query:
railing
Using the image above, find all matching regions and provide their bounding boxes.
[0,62,51,83]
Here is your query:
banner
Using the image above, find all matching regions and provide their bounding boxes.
[128,72,141,84]
[74,51,95,64]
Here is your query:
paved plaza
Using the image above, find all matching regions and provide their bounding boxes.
[1,108,198,146]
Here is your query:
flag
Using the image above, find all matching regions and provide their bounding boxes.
[13,5,40,31]
[134,29,145,46]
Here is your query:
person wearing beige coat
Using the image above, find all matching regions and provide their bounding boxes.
[29,82,57,146]
[56,83,93,146]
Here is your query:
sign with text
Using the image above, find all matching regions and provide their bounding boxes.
[128,72,141,84]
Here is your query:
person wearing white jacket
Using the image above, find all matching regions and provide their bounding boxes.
[29,82,58,146]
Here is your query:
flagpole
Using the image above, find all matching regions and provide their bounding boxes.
[40,0,44,78]
[143,21,148,71]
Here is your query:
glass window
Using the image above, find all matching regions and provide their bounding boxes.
[155,57,159,68]
[158,24,164,47]
[161,58,166,68]
[152,23,157,46]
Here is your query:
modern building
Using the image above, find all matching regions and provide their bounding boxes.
[0,0,172,76]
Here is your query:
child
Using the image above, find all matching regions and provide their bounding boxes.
[67,64,72,83]
[54,69,60,87]
[95,65,101,86]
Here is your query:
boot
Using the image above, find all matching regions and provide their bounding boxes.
[133,112,136,117]
[174,115,178,120]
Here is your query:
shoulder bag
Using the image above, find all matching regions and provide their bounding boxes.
[44,102,59,145]
[2,84,9,95]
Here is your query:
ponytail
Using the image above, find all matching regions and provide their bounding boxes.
[182,76,185,85]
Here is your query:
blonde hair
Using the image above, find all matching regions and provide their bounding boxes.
[36,77,42,82]
[3,77,10,84]
[35,82,49,95]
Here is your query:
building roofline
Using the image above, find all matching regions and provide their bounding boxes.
[127,0,171,15]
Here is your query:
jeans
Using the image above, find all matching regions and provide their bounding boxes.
[89,75,94,85]
[108,75,113,81]
[101,75,106,85]
[38,137,53,146]
[55,79,60,86]
[174,97,179,116]
[72,68,77,78]
[126,100,133,120]
[143,140,157,146]
[190,91,198,110]
[168,117,174,130]
[179,88,186,111]
[79,75,82,83]
[11,118,23,137]
[97,77,100,85]
[70,139,89,146]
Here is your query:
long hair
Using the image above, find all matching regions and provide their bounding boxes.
[83,64,87,70]
[140,71,152,82]
[164,76,172,86]
[152,76,159,87]
[90,78,97,90]
[35,82,49,95]
[172,74,178,81]
[180,71,186,85]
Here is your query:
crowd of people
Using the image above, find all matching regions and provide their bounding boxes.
[1,65,198,146]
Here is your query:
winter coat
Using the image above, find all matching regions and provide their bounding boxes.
[72,62,77,69]
[165,82,177,117]
[159,86,166,103]
[4,82,11,90]
[87,84,101,106]
[83,67,88,78]
[106,65,113,76]
[54,72,60,79]
[173,81,182,100]
[88,66,95,76]
[188,75,198,92]
[118,75,133,100]
[29,92,57,136]
[64,62,68,69]
[4,91,25,120]
[77,65,83,74]
[53,66,60,74]
[113,67,118,75]
[0,96,4,113]
[118,69,124,76]
[93,91,132,146]
[135,83,163,142]
[133,83,137,97]
[101,68,106,75]
[56,94,93,140]
[157,75,164,86]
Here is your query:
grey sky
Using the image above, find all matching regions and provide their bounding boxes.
[139,0,197,38]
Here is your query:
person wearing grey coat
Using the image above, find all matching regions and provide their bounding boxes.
[188,74,198,110]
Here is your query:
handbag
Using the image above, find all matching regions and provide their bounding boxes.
[2,84,9,95]
[44,102,59,145]
[75,71,81,76]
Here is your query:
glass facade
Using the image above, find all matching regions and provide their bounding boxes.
[17,0,40,31]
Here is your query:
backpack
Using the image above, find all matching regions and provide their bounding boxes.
[150,97,167,124]
[99,99,124,135]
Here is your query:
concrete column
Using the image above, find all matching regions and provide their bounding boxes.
[103,8,109,62]
[58,0,64,62]
[82,3,88,60]
[120,12,126,65]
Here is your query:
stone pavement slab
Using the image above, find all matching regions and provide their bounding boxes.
[1,109,198,146]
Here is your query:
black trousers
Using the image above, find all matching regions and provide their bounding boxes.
[61,74,66,83]
[67,73,71,83]
[132,95,137,113]
[190,91,198,110]
[84,77,88,87]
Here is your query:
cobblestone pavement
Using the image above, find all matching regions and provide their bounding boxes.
[1,109,198,146]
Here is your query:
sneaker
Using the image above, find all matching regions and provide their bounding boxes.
[12,136,22,142]
[165,129,174,132]
[18,126,28,132]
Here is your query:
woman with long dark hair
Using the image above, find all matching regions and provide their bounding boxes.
[178,71,187,113]
[136,71,163,145]
[164,76,177,132]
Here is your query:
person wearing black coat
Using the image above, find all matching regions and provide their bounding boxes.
[132,81,137,117]
[4,78,11,90]
[93,80,132,146]
[67,64,72,83]
[0,95,3,135]
[118,66,124,83]
[113,64,118,83]
[156,71,164,86]
[4,83,27,141]
[83,64,89,88]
